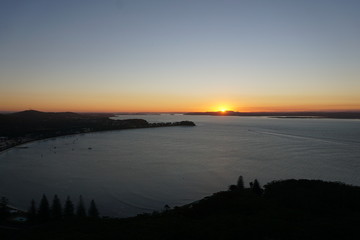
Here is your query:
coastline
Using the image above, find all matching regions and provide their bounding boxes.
[0,121,195,154]
[0,132,89,154]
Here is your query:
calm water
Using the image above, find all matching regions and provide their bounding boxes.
[0,116,360,217]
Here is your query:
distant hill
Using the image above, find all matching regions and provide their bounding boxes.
[10,110,83,120]
[0,110,195,142]
[11,110,47,117]
[0,110,131,137]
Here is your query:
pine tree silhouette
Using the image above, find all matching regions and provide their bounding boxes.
[88,199,99,218]
[237,176,245,190]
[64,196,74,219]
[38,195,50,221]
[76,195,86,217]
[51,195,62,220]
[28,199,37,222]
[252,179,263,195]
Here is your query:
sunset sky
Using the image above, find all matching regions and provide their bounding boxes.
[1,0,360,112]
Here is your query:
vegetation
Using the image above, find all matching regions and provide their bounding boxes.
[1,177,360,239]
[64,196,75,219]
[88,200,100,218]
[38,195,50,221]
[24,195,99,223]
[236,175,244,190]
[76,195,86,218]
[51,195,62,220]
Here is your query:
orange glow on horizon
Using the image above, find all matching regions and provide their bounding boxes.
[1,92,360,113]
[1,104,360,113]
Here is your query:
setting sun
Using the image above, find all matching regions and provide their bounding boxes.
[208,103,236,113]
[214,105,234,112]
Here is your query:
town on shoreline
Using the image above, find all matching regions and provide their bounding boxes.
[0,110,195,153]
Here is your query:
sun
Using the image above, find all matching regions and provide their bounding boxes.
[209,104,236,112]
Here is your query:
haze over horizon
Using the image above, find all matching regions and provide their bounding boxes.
[1,0,360,113]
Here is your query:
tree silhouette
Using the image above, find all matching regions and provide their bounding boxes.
[28,199,37,222]
[88,199,99,218]
[252,179,263,195]
[163,204,170,212]
[76,195,86,217]
[64,196,74,218]
[38,195,50,221]
[51,195,62,220]
[237,176,245,190]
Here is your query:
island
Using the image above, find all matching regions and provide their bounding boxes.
[0,110,195,153]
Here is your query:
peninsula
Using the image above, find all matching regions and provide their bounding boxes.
[0,110,195,153]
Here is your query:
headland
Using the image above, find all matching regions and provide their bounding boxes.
[0,110,195,153]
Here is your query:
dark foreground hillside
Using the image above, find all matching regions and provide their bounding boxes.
[1,179,360,240]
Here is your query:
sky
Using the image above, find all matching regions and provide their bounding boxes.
[1,0,360,112]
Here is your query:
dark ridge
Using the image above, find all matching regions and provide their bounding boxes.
[10,110,83,119]
[11,110,47,117]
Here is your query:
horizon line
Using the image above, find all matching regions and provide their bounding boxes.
[2,109,360,114]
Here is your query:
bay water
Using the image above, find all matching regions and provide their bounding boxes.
[0,115,359,217]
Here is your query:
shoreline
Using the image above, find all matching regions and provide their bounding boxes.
[0,123,195,154]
